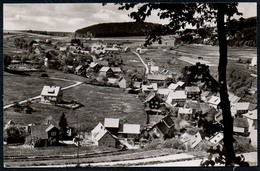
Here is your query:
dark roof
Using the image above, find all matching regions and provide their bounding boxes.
[162,115,175,128]
[156,121,169,134]
[233,117,249,128]
[31,124,59,139]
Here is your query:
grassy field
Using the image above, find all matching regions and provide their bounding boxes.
[4,81,146,130]
[3,71,74,106]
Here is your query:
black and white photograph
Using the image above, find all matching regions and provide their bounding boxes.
[3,2,257,168]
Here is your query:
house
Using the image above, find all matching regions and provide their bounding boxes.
[91,43,106,55]
[178,108,193,120]
[147,74,168,86]
[136,47,148,54]
[228,92,241,104]
[208,96,221,109]
[91,123,117,147]
[233,117,249,136]
[166,90,187,107]
[144,92,162,109]
[142,83,158,93]
[209,132,223,144]
[185,86,201,101]
[180,132,202,149]
[99,67,114,78]
[118,77,127,88]
[148,115,175,139]
[107,78,118,85]
[118,124,141,139]
[157,88,171,99]
[74,65,86,75]
[243,109,257,130]
[233,102,250,115]
[98,60,109,67]
[176,81,185,88]
[111,67,122,77]
[104,118,120,135]
[132,81,142,89]
[149,66,159,74]
[40,86,63,103]
[250,56,257,67]
[30,124,60,147]
[88,62,102,73]
[167,83,180,91]
[131,73,143,82]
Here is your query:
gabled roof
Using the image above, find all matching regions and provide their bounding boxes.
[233,117,249,128]
[168,83,179,90]
[142,83,158,91]
[111,67,122,73]
[234,102,250,111]
[91,122,104,135]
[41,86,61,97]
[118,124,140,134]
[162,115,175,128]
[178,108,193,114]
[95,128,108,141]
[228,92,241,103]
[185,86,200,92]
[104,118,120,128]
[133,81,141,88]
[75,65,83,70]
[243,110,257,120]
[147,74,168,81]
[157,88,171,96]
[208,96,221,105]
[150,66,159,72]
[144,92,156,103]
[100,66,111,72]
[107,78,118,84]
[167,90,187,102]
[31,124,58,140]
[177,81,185,87]
[89,62,98,68]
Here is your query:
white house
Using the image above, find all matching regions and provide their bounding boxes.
[208,96,221,109]
[166,90,187,107]
[178,108,193,119]
[40,86,63,103]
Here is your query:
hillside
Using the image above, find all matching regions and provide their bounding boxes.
[75,22,158,37]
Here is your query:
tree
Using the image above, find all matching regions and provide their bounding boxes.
[115,2,243,166]
[5,126,26,144]
[59,112,68,140]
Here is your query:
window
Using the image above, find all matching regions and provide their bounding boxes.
[51,131,56,136]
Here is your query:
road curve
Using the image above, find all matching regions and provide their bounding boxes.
[132,51,149,74]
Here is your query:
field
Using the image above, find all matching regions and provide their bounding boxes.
[4,80,146,130]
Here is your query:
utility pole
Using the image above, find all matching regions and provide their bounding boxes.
[76,109,80,167]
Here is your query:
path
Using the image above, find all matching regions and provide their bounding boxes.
[132,51,149,74]
[4,77,83,110]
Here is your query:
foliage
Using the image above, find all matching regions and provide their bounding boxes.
[75,22,157,37]
[59,112,68,140]
[5,126,26,144]
[14,38,28,49]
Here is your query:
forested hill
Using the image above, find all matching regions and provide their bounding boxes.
[75,22,158,37]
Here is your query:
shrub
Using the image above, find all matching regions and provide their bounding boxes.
[5,126,26,144]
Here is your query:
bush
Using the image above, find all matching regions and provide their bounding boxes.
[5,126,26,144]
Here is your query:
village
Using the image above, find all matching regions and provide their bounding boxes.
[3,30,257,167]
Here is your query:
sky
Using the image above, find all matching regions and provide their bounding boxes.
[3,3,257,32]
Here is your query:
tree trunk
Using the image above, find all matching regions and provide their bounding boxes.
[217,4,236,165]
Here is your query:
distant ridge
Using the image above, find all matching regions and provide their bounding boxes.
[75,22,159,37]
